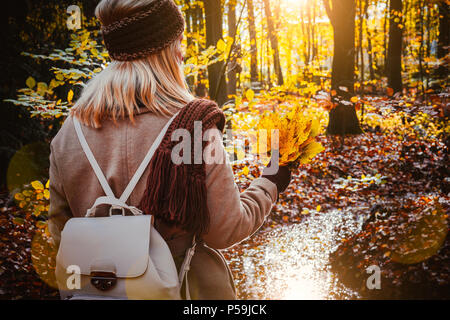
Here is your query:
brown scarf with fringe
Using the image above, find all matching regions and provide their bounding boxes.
[138,99,225,236]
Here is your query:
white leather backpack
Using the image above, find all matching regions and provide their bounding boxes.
[55,113,196,300]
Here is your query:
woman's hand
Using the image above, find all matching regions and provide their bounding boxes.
[261,152,292,194]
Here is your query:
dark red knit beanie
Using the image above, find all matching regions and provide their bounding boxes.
[101,0,185,61]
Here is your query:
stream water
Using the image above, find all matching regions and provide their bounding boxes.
[230,209,366,299]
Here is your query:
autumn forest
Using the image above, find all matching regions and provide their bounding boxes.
[0,0,449,300]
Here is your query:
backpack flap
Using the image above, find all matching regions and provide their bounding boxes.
[56,215,151,278]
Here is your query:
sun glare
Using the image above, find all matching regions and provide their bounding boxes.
[281,0,308,8]
[281,266,327,300]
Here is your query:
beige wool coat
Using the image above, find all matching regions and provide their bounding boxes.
[48,106,278,300]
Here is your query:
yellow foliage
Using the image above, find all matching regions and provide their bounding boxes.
[67,89,74,103]
[14,193,25,201]
[31,180,44,190]
[14,180,51,224]
[254,105,324,166]
[26,77,36,89]
[245,89,255,102]
[216,39,226,52]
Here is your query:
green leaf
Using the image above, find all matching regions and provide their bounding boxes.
[36,221,47,229]
[13,217,25,225]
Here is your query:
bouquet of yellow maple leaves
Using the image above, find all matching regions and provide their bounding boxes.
[251,105,324,168]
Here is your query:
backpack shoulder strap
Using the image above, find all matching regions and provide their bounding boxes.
[118,111,179,203]
[73,116,116,198]
[178,235,196,300]
[73,112,179,206]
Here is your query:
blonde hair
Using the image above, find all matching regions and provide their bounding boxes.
[70,0,194,128]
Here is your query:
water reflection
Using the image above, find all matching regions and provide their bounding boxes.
[237,209,365,299]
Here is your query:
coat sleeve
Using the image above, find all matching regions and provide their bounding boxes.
[201,128,278,249]
[48,142,73,248]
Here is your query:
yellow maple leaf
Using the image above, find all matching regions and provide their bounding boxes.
[254,106,324,166]
[216,39,226,52]
[245,89,255,101]
[31,181,44,191]
[67,89,74,103]
[298,141,325,164]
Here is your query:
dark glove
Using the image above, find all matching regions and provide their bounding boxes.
[261,162,292,194]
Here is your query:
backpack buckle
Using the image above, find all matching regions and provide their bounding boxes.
[90,272,117,291]
[109,206,125,216]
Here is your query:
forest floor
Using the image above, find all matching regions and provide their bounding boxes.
[0,92,449,300]
[222,92,449,299]
[223,124,449,299]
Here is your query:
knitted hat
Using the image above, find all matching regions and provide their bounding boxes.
[101,0,185,61]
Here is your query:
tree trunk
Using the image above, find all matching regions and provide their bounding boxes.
[417,0,425,95]
[425,3,431,91]
[365,0,375,80]
[185,0,195,90]
[387,0,403,93]
[301,8,309,66]
[383,0,389,75]
[358,0,364,90]
[307,4,312,66]
[227,0,237,95]
[437,1,448,81]
[266,35,272,87]
[263,0,284,86]
[203,0,228,106]
[193,3,208,98]
[247,0,259,84]
[312,1,318,61]
[324,0,362,136]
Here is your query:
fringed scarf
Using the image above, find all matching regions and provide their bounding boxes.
[139,99,225,236]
